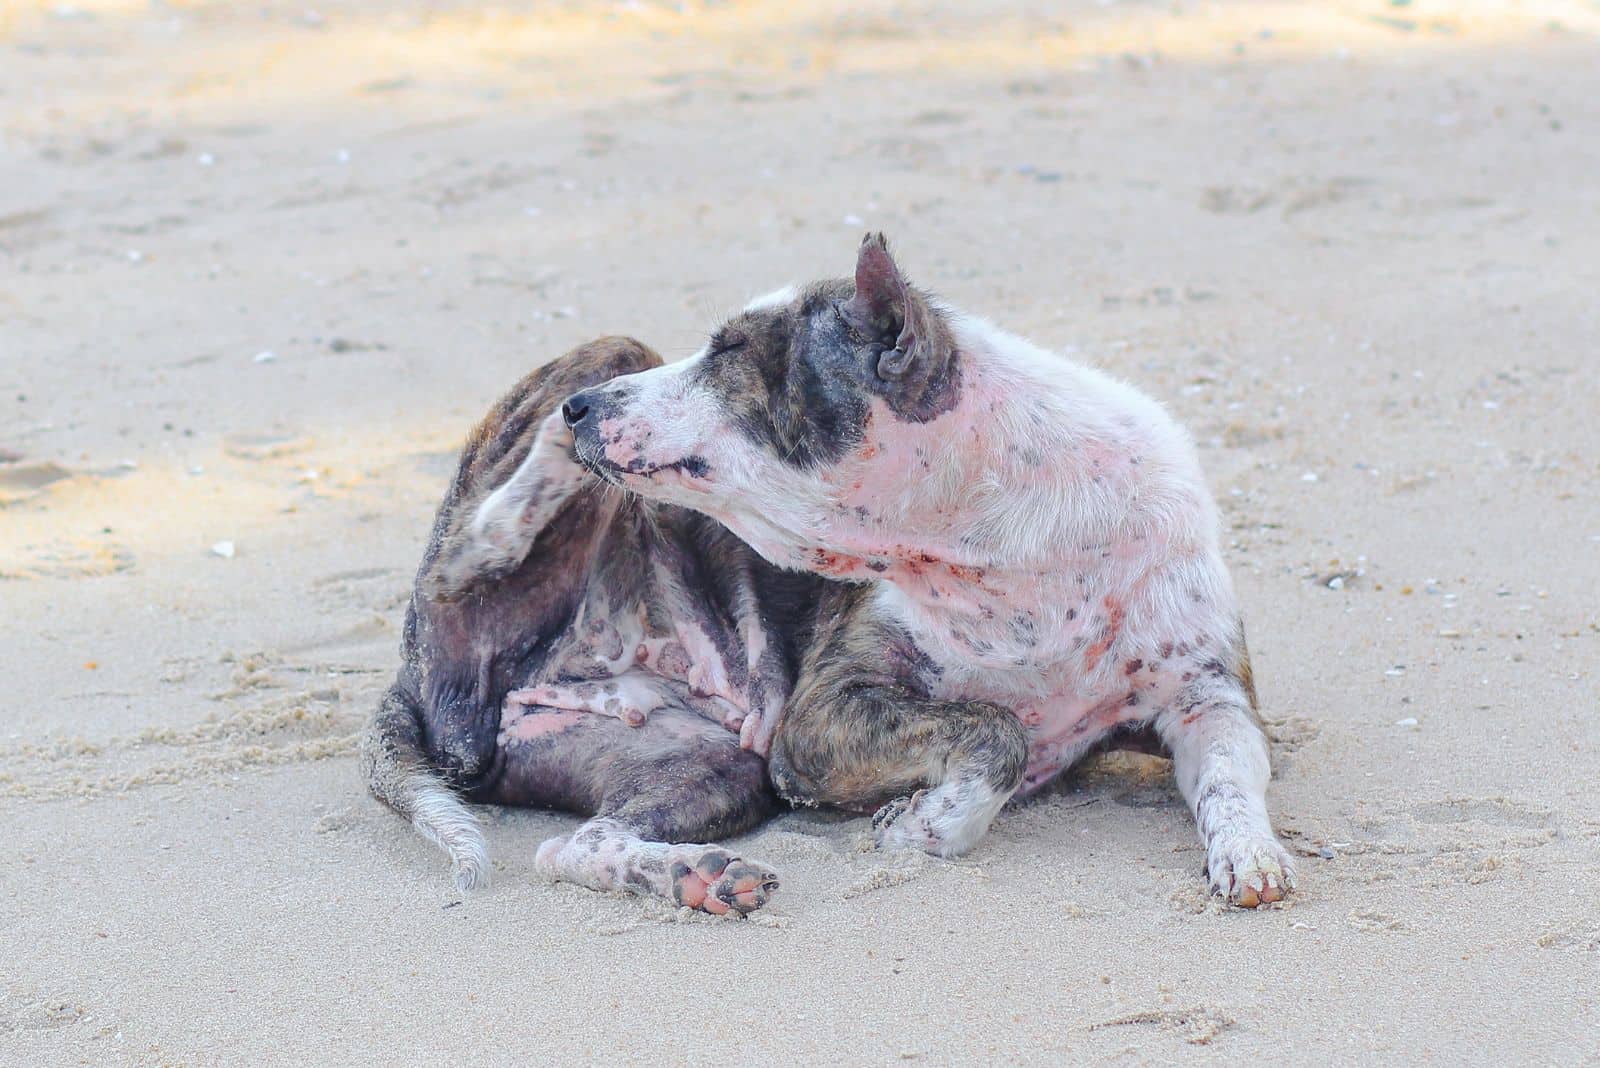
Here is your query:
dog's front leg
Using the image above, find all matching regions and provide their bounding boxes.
[425,411,590,599]
[771,682,1028,858]
[1154,668,1296,908]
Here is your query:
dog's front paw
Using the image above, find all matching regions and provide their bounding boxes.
[872,790,938,852]
[1206,832,1297,908]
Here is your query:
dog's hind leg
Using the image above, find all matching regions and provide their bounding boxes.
[524,713,781,914]
[424,411,593,599]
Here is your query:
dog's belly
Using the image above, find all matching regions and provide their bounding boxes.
[503,604,755,735]
[496,492,814,744]
[1013,691,1148,794]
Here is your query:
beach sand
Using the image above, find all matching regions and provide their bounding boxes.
[2,1,1597,1062]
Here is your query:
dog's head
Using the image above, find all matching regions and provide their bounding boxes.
[563,234,972,573]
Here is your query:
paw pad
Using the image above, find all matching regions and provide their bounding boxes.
[670,849,779,916]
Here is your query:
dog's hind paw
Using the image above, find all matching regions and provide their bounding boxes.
[538,824,779,916]
[669,848,779,916]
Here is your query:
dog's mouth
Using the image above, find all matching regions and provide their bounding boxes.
[572,439,625,486]
[572,439,710,489]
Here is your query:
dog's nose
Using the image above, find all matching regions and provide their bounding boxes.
[561,391,595,428]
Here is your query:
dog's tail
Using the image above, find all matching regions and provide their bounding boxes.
[360,684,490,892]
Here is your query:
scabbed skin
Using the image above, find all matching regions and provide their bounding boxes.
[362,336,830,913]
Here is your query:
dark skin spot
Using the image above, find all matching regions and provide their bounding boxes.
[656,642,692,677]
[693,851,731,880]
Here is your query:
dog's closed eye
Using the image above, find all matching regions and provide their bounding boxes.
[709,332,747,357]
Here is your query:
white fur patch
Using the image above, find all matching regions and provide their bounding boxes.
[407,775,490,892]
[876,776,1008,858]
[743,285,798,313]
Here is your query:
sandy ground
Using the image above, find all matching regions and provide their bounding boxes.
[3,0,1598,1063]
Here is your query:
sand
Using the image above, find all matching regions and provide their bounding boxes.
[3,0,1598,1063]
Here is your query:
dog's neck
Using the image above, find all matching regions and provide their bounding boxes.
[787,314,1227,686]
[824,314,1212,570]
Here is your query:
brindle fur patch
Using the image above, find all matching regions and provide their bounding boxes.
[686,236,962,471]
[768,585,1028,815]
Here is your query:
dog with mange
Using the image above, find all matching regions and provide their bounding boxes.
[366,234,1294,910]
[557,234,1295,906]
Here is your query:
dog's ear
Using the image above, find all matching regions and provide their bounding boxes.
[844,232,907,339]
[843,234,954,397]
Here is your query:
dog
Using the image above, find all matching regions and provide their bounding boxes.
[362,336,836,913]
[560,234,1295,906]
